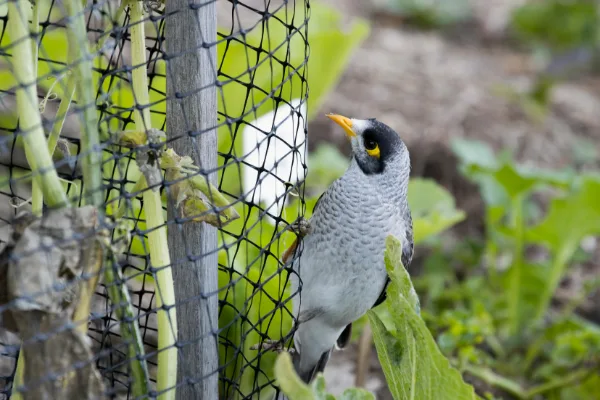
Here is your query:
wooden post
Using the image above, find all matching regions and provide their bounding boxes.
[165,1,218,399]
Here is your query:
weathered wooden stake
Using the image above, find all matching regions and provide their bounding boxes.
[165,1,218,399]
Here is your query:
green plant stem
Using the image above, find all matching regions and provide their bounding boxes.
[49,0,122,157]
[484,210,499,287]
[11,350,25,400]
[525,368,591,398]
[94,1,127,54]
[128,2,177,399]
[532,244,575,326]
[104,260,151,396]
[47,77,76,156]
[507,194,524,335]
[462,365,526,399]
[7,0,69,208]
[64,0,103,207]
[485,334,506,360]
[30,0,42,216]
[13,3,41,396]
[143,176,178,397]
[8,2,68,397]
[521,334,546,375]
[61,0,152,397]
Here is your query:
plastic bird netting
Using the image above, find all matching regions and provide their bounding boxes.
[0,0,309,398]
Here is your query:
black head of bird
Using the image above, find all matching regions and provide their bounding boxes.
[326,113,410,178]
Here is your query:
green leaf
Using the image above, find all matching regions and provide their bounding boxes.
[273,352,375,400]
[498,261,550,333]
[310,376,336,400]
[274,353,317,400]
[338,389,376,400]
[452,138,574,209]
[492,164,539,199]
[557,374,600,400]
[526,176,600,323]
[451,138,498,171]
[384,235,420,314]
[527,176,600,252]
[408,178,466,244]
[368,235,480,400]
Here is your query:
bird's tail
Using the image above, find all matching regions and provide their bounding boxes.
[295,348,332,383]
[272,348,333,400]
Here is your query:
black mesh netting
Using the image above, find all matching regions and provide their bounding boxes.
[0,0,309,399]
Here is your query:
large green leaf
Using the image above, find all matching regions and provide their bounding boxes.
[527,176,600,252]
[525,176,600,323]
[451,138,574,207]
[408,178,466,244]
[367,235,480,400]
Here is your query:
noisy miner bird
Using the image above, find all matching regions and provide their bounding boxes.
[273,114,415,385]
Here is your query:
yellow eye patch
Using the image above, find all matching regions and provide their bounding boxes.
[366,144,380,159]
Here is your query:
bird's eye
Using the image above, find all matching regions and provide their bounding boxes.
[364,139,377,150]
[364,138,380,158]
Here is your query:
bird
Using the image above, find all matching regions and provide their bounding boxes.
[279,113,414,385]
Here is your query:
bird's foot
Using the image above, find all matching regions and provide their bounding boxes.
[251,339,295,354]
[289,217,312,238]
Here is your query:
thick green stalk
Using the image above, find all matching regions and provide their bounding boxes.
[128,2,177,399]
[526,369,592,398]
[47,77,76,156]
[144,176,178,396]
[507,195,524,335]
[8,2,68,397]
[30,1,42,216]
[462,365,525,399]
[48,0,122,156]
[7,0,69,208]
[14,5,42,397]
[62,0,151,397]
[94,1,127,54]
[104,260,151,396]
[63,0,103,207]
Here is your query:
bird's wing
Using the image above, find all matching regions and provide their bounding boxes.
[335,323,352,349]
[338,219,415,348]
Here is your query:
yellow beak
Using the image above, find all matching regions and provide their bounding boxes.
[326,113,356,138]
